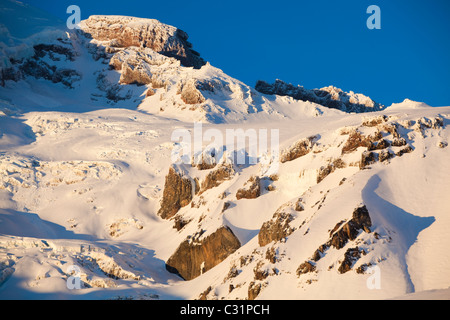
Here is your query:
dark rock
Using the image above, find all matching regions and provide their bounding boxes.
[236,176,261,200]
[368,139,390,151]
[328,205,372,250]
[296,261,316,276]
[396,145,414,157]
[342,130,382,154]
[379,150,394,163]
[248,281,263,300]
[294,198,304,212]
[438,141,448,148]
[362,115,388,127]
[317,158,346,184]
[391,137,407,147]
[280,136,317,163]
[255,79,384,113]
[165,226,241,280]
[253,262,270,281]
[173,216,191,231]
[338,247,362,274]
[158,166,198,220]
[311,244,328,262]
[222,201,231,213]
[258,209,295,247]
[360,151,377,169]
[198,286,213,300]
[200,164,234,194]
[33,44,75,61]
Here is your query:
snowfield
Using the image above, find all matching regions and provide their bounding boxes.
[0,0,449,300]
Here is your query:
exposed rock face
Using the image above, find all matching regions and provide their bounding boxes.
[108,47,173,87]
[80,15,205,69]
[280,136,317,163]
[360,151,377,169]
[236,176,261,200]
[158,167,198,220]
[338,247,364,274]
[342,130,382,154]
[258,209,295,247]
[119,61,152,85]
[317,158,346,183]
[177,79,206,105]
[200,164,234,193]
[328,205,372,249]
[296,261,316,276]
[165,226,241,280]
[248,281,263,300]
[17,44,81,88]
[296,205,372,277]
[255,79,384,113]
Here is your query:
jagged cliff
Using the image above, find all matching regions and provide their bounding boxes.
[255,79,384,113]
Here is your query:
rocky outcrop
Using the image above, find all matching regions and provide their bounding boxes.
[158,166,198,220]
[317,158,346,183]
[280,136,317,163]
[165,226,241,280]
[200,164,234,193]
[297,205,372,277]
[328,205,372,249]
[17,44,81,88]
[177,79,206,105]
[118,61,152,85]
[258,209,295,247]
[360,151,377,169]
[338,247,364,274]
[248,281,264,300]
[80,15,205,69]
[255,79,384,113]
[296,261,316,277]
[341,130,382,154]
[236,176,261,200]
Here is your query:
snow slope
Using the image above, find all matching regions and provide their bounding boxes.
[0,0,449,300]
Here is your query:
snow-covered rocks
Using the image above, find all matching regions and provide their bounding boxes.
[79,15,205,69]
[255,79,384,113]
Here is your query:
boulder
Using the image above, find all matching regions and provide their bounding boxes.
[158,166,198,220]
[165,226,241,280]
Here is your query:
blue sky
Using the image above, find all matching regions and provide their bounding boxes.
[20,0,450,106]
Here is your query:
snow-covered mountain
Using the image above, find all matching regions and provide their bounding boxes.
[1,0,449,300]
